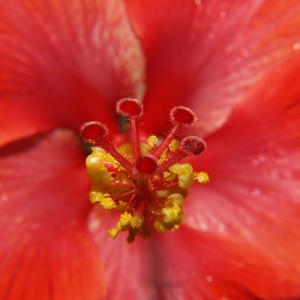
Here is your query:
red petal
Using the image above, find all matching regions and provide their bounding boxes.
[126,0,300,136]
[153,226,300,299]
[90,210,252,299]
[0,0,145,146]
[0,131,106,299]
[185,59,300,297]
[91,209,296,300]
[88,209,155,299]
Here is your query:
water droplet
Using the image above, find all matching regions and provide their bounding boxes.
[206,275,213,283]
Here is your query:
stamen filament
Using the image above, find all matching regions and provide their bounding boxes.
[111,182,135,188]
[155,136,206,173]
[152,106,197,159]
[155,149,187,174]
[113,190,135,200]
[116,98,143,160]
[152,123,181,159]
[129,117,141,159]
[94,138,135,173]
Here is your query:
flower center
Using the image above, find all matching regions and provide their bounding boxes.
[80,98,209,242]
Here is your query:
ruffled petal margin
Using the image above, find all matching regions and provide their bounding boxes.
[0,131,106,300]
[0,0,145,147]
[126,0,300,137]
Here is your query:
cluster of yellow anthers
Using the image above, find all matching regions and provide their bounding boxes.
[81,98,209,242]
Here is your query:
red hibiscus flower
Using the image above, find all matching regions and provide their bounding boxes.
[1,0,300,299]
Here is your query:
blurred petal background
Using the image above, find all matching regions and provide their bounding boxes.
[1,0,300,299]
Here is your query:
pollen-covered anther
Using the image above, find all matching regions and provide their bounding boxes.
[80,121,108,145]
[116,98,143,118]
[136,155,158,174]
[108,212,144,239]
[162,203,182,223]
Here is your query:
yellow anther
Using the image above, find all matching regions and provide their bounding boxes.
[168,139,180,152]
[90,147,117,164]
[141,135,159,154]
[108,228,119,238]
[194,172,210,183]
[159,148,169,162]
[86,149,113,184]
[169,163,194,188]
[86,154,107,173]
[163,171,177,181]
[154,220,166,233]
[118,212,132,229]
[179,174,193,188]
[169,163,192,174]
[140,142,152,154]
[107,212,143,238]
[89,191,101,203]
[130,213,144,228]
[89,191,117,209]
[162,203,182,223]
[117,201,127,210]
[100,196,117,210]
[86,154,102,172]
[118,144,133,160]
[156,190,169,198]
[167,193,184,205]
[147,135,159,147]
[115,172,132,185]
[89,191,106,203]
[171,224,180,232]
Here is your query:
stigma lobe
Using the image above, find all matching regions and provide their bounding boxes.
[136,155,158,174]
[80,121,108,144]
[170,106,196,126]
[181,136,206,155]
[116,98,143,118]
